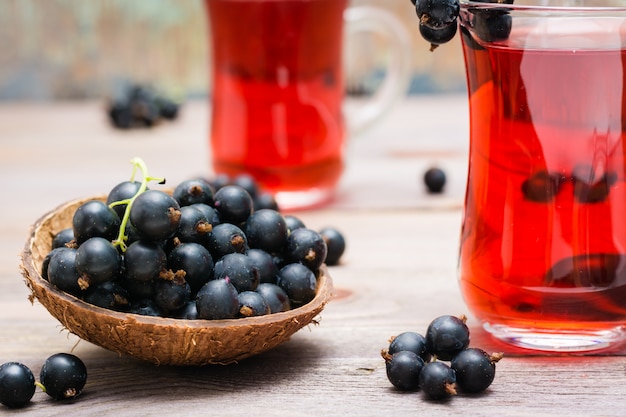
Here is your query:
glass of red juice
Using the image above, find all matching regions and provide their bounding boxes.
[204,0,411,210]
[458,0,626,352]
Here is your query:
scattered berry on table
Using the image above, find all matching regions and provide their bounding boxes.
[318,227,346,266]
[450,348,503,393]
[388,331,431,362]
[425,314,470,361]
[419,361,457,400]
[383,350,424,391]
[382,314,503,402]
[107,84,181,130]
[0,362,36,408]
[39,353,87,401]
[423,167,447,193]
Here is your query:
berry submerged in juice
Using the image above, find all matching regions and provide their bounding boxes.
[459,26,626,333]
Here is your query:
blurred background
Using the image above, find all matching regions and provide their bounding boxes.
[0,0,466,102]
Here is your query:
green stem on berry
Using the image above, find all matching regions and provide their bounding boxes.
[110,157,165,251]
[35,381,46,392]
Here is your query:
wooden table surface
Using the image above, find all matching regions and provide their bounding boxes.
[1,96,625,416]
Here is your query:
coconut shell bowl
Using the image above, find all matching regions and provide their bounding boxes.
[20,197,333,366]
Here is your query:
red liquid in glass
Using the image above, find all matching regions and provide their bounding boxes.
[459,37,626,332]
[205,0,347,197]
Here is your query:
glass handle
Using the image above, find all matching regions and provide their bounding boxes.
[343,6,413,137]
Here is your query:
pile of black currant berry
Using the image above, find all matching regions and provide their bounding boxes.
[0,353,87,409]
[42,158,346,320]
[382,315,503,401]
[411,0,514,50]
[107,84,180,129]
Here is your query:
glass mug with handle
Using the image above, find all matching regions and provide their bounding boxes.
[458,0,626,352]
[204,0,412,210]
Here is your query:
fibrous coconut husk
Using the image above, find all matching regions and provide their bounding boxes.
[19,196,333,366]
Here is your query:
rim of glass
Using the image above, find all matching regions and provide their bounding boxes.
[459,1,626,12]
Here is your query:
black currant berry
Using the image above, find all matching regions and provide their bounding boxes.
[238,291,271,317]
[72,200,121,244]
[210,173,232,191]
[419,361,457,400]
[420,22,458,51]
[416,0,460,29]
[175,205,213,245]
[46,247,83,295]
[129,298,163,316]
[318,227,346,266]
[425,315,470,361]
[214,253,260,292]
[196,278,239,320]
[572,165,617,204]
[545,253,620,288]
[383,350,424,391]
[190,203,221,227]
[171,301,199,319]
[256,283,291,313]
[42,247,66,281]
[106,180,143,218]
[232,174,259,200]
[172,178,215,207]
[285,228,328,271]
[39,353,87,401]
[0,362,35,408]
[277,263,318,306]
[83,281,130,311]
[284,215,306,232]
[52,228,75,249]
[472,7,512,43]
[123,277,155,300]
[424,167,447,193]
[247,248,279,284]
[450,348,503,394]
[75,237,122,289]
[167,242,214,294]
[129,190,181,241]
[253,192,279,211]
[123,240,167,282]
[521,170,565,202]
[213,185,254,225]
[154,272,191,313]
[207,223,248,260]
[388,331,431,362]
[245,209,289,254]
